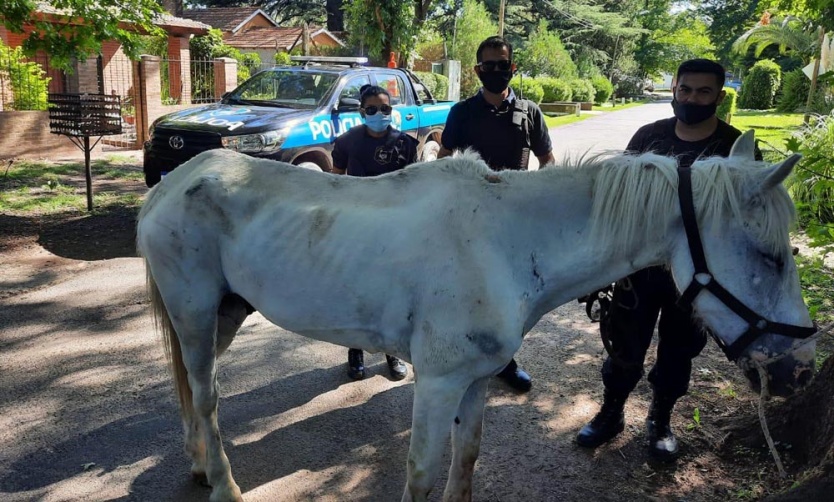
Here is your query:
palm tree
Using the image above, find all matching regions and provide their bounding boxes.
[732,15,820,64]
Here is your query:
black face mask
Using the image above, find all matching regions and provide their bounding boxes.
[672,98,718,125]
[478,70,513,94]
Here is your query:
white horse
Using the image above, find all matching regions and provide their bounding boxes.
[137,131,815,502]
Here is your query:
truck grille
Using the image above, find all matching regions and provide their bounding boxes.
[151,128,223,167]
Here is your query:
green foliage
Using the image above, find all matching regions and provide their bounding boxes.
[0,0,164,71]
[449,0,498,98]
[591,75,614,104]
[738,59,781,109]
[274,51,293,66]
[732,16,820,64]
[569,79,595,103]
[189,29,263,102]
[778,68,811,112]
[718,87,738,122]
[344,0,415,65]
[645,14,716,76]
[786,113,834,244]
[0,40,50,110]
[538,77,573,102]
[413,71,448,99]
[509,76,544,104]
[515,20,577,79]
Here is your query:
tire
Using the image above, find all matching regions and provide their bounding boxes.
[296,161,325,171]
[420,139,440,162]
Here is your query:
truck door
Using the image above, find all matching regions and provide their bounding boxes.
[326,75,370,141]
[373,72,419,139]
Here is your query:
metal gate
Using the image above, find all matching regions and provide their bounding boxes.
[100,52,140,149]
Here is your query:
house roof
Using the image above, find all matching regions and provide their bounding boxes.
[224,27,345,51]
[182,8,278,34]
[32,2,210,36]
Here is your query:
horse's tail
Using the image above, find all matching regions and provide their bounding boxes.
[146,262,193,423]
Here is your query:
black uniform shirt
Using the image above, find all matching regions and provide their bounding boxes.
[332,125,418,177]
[627,117,762,166]
[441,89,552,171]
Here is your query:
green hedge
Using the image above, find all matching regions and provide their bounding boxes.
[591,75,614,104]
[413,71,449,99]
[0,41,50,110]
[738,59,781,110]
[777,68,811,113]
[510,76,544,104]
[537,76,572,102]
[569,79,595,103]
[718,87,737,123]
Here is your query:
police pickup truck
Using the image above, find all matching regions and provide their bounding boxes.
[143,56,452,187]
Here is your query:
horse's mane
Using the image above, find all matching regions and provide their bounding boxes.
[586,152,796,256]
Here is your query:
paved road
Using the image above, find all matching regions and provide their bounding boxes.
[529,97,672,169]
[2,101,707,502]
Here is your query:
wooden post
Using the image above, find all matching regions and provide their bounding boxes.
[804,27,826,125]
[84,136,93,211]
[498,0,505,37]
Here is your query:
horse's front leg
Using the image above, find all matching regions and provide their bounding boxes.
[443,376,490,502]
[180,332,242,502]
[402,375,470,502]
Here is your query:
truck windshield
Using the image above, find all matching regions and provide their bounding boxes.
[226,69,339,109]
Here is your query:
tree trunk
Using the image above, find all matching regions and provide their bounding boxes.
[326,0,344,32]
[160,0,183,17]
[721,355,834,501]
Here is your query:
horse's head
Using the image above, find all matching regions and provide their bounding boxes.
[668,131,816,397]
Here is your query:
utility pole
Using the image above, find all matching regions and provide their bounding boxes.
[498,0,505,37]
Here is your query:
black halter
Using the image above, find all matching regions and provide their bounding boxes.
[675,167,816,361]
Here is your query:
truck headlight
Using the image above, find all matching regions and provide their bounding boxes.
[222,129,289,153]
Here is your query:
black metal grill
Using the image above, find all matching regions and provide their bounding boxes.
[151,127,223,166]
[47,93,122,136]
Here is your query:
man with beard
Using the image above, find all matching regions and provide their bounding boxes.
[438,35,555,393]
[575,59,761,460]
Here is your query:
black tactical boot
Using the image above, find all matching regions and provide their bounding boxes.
[576,390,627,447]
[386,355,408,380]
[646,393,679,460]
[496,358,532,393]
[347,349,365,380]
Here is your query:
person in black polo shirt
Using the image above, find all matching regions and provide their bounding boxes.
[331,84,416,381]
[575,59,762,460]
[438,35,555,393]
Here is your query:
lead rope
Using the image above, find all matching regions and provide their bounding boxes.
[750,321,834,478]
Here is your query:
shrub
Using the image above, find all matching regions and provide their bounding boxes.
[274,51,292,66]
[738,59,781,110]
[537,76,572,102]
[776,68,831,113]
[569,79,595,103]
[509,75,544,104]
[591,75,614,104]
[434,73,449,99]
[0,41,50,111]
[717,87,737,123]
[786,112,834,243]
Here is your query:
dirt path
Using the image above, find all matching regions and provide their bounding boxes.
[0,184,804,502]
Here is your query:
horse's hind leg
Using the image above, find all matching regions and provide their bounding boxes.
[216,294,252,357]
[402,375,469,502]
[443,377,489,502]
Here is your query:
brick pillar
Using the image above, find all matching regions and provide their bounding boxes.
[166,35,191,104]
[66,58,100,93]
[138,55,162,145]
[213,57,238,99]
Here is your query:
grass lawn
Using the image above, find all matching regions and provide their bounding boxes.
[730,110,805,154]
[543,99,651,128]
[0,155,143,214]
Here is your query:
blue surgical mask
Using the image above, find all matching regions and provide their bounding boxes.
[364,113,392,133]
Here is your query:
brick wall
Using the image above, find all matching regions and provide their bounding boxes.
[0,111,102,160]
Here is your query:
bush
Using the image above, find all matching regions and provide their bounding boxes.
[591,75,614,104]
[509,76,544,104]
[738,59,781,110]
[569,79,595,103]
[537,76,572,102]
[0,41,50,110]
[414,71,437,94]
[274,51,292,66]
[434,73,449,100]
[717,87,737,123]
[786,112,834,243]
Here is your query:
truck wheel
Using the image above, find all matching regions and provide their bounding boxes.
[296,161,324,171]
[421,140,440,162]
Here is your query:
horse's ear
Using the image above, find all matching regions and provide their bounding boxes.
[730,129,757,161]
[762,153,802,191]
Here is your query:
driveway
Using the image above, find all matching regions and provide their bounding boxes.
[1,100,759,502]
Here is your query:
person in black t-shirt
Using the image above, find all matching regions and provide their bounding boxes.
[576,59,762,460]
[437,36,555,394]
[331,84,416,381]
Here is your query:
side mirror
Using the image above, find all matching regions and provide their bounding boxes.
[337,97,361,112]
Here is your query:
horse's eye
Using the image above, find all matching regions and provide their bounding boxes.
[759,251,784,270]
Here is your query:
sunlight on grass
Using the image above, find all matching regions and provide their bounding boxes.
[544,99,651,128]
[731,110,805,151]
